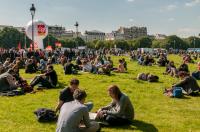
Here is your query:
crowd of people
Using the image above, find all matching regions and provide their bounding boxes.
[1,47,200,131]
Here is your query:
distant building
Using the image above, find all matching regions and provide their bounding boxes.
[84,30,105,42]
[116,26,147,40]
[0,25,26,34]
[62,30,74,38]
[155,34,167,40]
[48,25,65,37]
[105,33,115,41]
[112,31,124,40]
[105,31,124,41]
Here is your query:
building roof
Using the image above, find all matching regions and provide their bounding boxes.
[86,30,105,33]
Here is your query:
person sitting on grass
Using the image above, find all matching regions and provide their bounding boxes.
[38,59,47,73]
[183,54,194,63]
[192,62,200,80]
[55,78,93,113]
[157,54,168,67]
[165,71,200,96]
[178,62,189,73]
[82,60,93,72]
[165,61,178,77]
[113,59,126,73]
[30,65,57,89]
[97,85,134,126]
[56,89,100,132]
[12,65,33,92]
[0,69,18,92]
[25,59,37,74]
[3,58,11,69]
[107,56,113,69]
[64,60,78,74]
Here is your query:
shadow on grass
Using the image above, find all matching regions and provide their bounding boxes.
[56,82,67,89]
[38,120,57,124]
[102,120,158,132]
[36,82,67,90]
[189,92,200,97]
[177,96,191,99]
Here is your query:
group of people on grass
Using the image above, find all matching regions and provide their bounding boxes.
[55,78,134,132]
[0,48,128,95]
[1,48,200,131]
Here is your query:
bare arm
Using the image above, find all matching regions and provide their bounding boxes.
[55,100,64,113]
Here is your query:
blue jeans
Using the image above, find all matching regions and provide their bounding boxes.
[85,102,93,112]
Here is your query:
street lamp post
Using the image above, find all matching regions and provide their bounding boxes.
[74,21,79,38]
[30,4,36,50]
[74,21,79,48]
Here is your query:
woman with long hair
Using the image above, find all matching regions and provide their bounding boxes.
[97,85,134,126]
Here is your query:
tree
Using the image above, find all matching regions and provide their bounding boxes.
[0,27,27,48]
[105,40,114,48]
[185,37,200,48]
[161,35,188,50]
[152,39,163,48]
[114,40,129,50]
[86,41,95,49]
[134,37,152,49]
[43,35,58,49]
[95,40,106,49]
[72,37,86,46]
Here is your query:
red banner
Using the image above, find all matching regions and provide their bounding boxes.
[46,45,52,51]
[55,42,62,47]
[37,24,46,36]
[18,42,21,50]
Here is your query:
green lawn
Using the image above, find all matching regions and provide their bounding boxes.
[0,55,200,132]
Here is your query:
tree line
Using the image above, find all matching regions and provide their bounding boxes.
[0,27,199,50]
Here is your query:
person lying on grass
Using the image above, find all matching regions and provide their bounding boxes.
[56,89,100,132]
[55,78,93,113]
[96,85,134,126]
[165,71,200,96]
[137,73,159,82]
[30,65,58,89]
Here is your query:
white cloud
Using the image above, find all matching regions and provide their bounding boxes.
[166,5,177,11]
[127,0,135,2]
[168,18,175,22]
[185,0,200,7]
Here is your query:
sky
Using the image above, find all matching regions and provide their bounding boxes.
[0,0,199,37]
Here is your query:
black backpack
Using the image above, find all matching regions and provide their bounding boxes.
[147,75,159,82]
[34,108,57,122]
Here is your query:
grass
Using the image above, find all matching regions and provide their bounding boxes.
[0,54,200,132]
